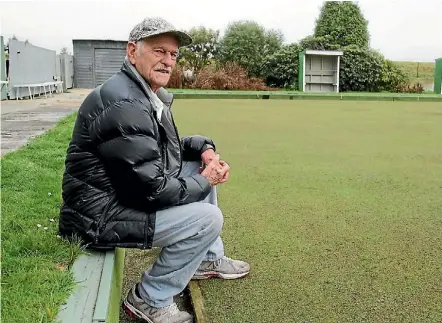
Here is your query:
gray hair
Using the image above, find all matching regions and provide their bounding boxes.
[136,40,144,56]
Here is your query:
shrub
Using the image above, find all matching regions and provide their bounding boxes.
[167,65,184,89]
[379,59,409,92]
[395,82,424,93]
[339,46,410,92]
[261,43,302,89]
[189,62,271,91]
[339,46,384,92]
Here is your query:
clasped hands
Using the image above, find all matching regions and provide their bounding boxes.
[200,149,230,186]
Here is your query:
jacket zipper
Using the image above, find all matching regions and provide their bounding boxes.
[169,98,183,175]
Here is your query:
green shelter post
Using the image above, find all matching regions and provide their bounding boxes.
[298,51,305,92]
[434,58,442,94]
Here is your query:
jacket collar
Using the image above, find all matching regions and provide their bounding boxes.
[121,57,174,108]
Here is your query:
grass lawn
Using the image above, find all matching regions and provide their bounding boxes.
[2,98,441,322]
[1,114,83,323]
[172,99,442,322]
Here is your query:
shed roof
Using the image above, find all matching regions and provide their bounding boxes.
[305,50,344,56]
[72,39,127,43]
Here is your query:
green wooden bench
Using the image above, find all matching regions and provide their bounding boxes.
[56,248,126,323]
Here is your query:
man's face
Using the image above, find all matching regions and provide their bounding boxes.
[127,34,179,92]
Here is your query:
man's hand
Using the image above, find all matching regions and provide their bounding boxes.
[200,154,230,186]
[201,148,216,165]
[219,160,230,183]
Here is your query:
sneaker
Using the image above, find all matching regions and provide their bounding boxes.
[122,284,193,323]
[192,256,250,280]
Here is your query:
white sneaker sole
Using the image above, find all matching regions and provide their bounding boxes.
[192,271,249,280]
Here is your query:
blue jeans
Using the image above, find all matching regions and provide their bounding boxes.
[139,161,225,307]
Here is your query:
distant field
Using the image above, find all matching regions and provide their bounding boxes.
[173,99,442,323]
[393,61,435,87]
[394,61,435,78]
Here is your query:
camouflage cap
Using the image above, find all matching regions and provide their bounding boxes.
[128,17,192,47]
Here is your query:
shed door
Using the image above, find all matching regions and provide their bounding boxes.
[94,48,126,87]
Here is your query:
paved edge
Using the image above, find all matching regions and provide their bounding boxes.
[188,281,209,323]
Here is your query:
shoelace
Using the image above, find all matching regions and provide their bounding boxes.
[161,303,180,316]
[206,256,231,270]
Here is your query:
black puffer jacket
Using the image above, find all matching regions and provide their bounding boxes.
[59,60,215,249]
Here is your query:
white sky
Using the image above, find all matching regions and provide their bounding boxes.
[0,0,441,62]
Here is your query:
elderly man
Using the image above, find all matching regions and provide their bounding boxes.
[58,17,250,323]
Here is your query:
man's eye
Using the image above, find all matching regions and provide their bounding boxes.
[154,49,165,54]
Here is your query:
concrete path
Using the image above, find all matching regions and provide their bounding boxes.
[1,89,91,156]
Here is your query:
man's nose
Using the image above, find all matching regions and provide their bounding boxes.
[161,53,175,66]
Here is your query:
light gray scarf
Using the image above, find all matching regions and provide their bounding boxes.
[124,56,165,122]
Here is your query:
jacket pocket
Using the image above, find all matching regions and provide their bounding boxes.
[96,196,115,242]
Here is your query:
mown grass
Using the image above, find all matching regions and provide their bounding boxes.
[173,99,442,323]
[3,99,441,322]
[1,113,83,323]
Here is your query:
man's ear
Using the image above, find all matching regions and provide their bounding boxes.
[126,42,138,64]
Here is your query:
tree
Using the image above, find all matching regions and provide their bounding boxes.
[178,26,220,72]
[264,29,285,56]
[60,46,70,55]
[314,1,370,49]
[261,43,302,88]
[218,20,283,77]
[299,35,340,51]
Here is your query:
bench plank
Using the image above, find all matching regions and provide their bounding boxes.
[93,248,126,323]
[56,251,105,323]
[93,251,115,322]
